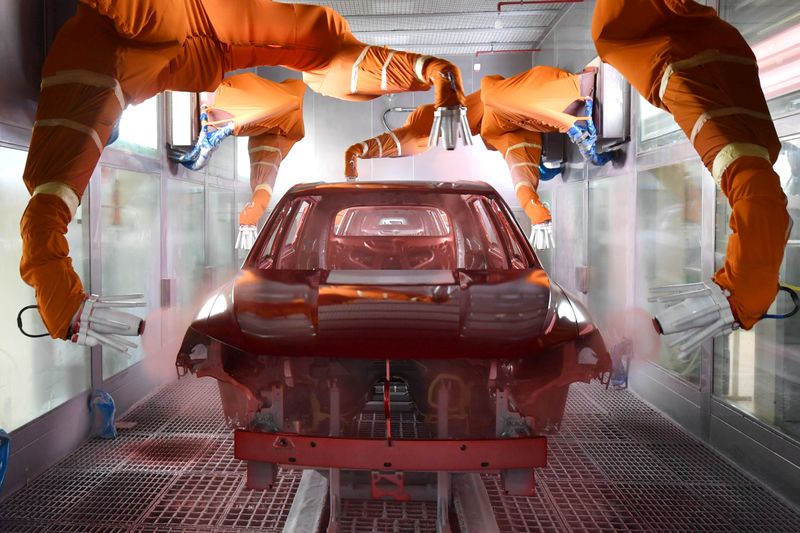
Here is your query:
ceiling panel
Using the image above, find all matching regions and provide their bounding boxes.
[355,27,547,47]
[277,0,575,56]
[347,11,557,32]
[281,0,570,16]
[397,43,545,56]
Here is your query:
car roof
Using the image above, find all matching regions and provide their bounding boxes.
[285,180,497,196]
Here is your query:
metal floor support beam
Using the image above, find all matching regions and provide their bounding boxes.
[2,376,800,532]
[282,470,328,533]
[453,473,500,533]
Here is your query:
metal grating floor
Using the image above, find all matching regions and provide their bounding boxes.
[2,378,800,532]
[338,499,438,533]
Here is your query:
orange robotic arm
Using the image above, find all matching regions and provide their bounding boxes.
[196,72,306,226]
[344,91,484,179]
[593,0,791,346]
[480,66,617,166]
[344,104,436,180]
[209,0,468,142]
[177,74,306,171]
[20,0,237,342]
[235,132,301,253]
[303,39,469,150]
[19,1,172,343]
[20,0,468,342]
[480,92,556,250]
[504,136,551,227]
[207,75,307,249]
[240,134,302,224]
[205,74,306,137]
[481,67,588,134]
[303,39,466,109]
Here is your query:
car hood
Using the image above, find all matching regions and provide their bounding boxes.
[189,268,586,359]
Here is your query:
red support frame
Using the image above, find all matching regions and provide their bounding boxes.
[234,430,547,472]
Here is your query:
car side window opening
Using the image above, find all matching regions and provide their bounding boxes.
[276,199,314,269]
[490,200,530,270]
[471,198,509,270]
[285,201,312,245]
[453,220,468,270]
[256,202,293,268]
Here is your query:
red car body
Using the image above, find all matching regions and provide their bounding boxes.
[176,181,610,488]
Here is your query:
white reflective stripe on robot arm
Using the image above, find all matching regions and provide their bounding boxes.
[254,183,273,196]
[248,145,282,154]
[659,50,757,103]
[249,145,283,163]
[414,56,433,83]
[251,161,279,171]
[511,162,537,172]
[380,51,396,91]
[41,70,126,110]
[368,137,383,158]
[711,143,771,187]
[350,45,372,94]
[34,119,103,152]
[387,130,402,157]
[649,281,738,358]
[514,181,534,193]
[32,182,80,219]
[690,108,773,145]
[505,142,541,160]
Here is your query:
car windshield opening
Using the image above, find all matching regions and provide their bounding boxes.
[256,191,531,271]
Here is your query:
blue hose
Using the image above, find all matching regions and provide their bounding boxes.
[175,111,233,170]
[0,429,10,491]
[538,163,562,181]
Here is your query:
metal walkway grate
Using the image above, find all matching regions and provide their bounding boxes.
[140,473,243,528]
[0,470,107,523]
[483,474,564,533]
[544,479,648,532]
[2,377,800,532]
[338,499,438,533]
[355,410,432,439]
[218,470,300,531]
[62,470,175,526]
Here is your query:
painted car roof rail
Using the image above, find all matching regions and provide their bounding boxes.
[285,180,496,196]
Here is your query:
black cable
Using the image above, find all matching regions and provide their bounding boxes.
[762,286,800,320]
[382,107,415,133]
[16,305,49,338]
